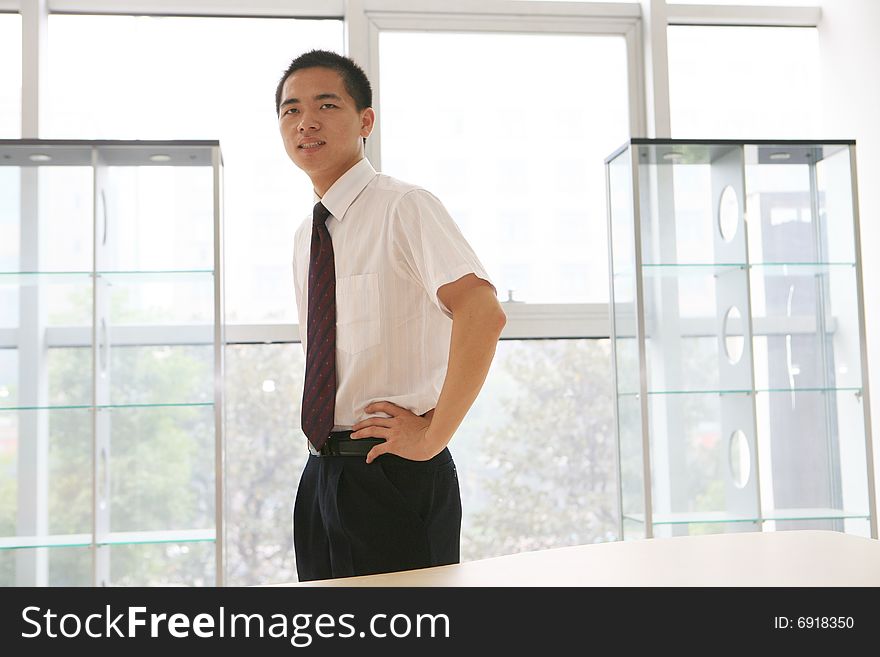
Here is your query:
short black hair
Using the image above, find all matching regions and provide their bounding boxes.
[275,49,373,148]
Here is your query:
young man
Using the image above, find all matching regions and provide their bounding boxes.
[276,49,506,581]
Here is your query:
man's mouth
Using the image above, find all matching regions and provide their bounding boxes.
[299,141,326,150]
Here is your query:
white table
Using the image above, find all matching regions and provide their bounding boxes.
[277,530,880,587]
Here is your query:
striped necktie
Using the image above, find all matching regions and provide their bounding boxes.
[301,201,336,451]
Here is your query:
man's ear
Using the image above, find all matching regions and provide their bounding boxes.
[361,107,376,138]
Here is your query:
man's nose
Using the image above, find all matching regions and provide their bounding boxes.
[297,110,319,131]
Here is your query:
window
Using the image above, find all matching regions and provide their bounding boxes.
[13,1,843,586]
[379,30,630,303]
[223,338,617,585]
[375,28,628,566]
[46,14,344,324]
[0,12,22,138]
[6,11,344,586]
[668,25,821,139]
[458,339,618,559]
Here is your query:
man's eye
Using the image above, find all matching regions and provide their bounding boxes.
[284,108,298,115]
[321,103,337,109]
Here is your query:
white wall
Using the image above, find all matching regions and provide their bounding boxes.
[818,0,880,526]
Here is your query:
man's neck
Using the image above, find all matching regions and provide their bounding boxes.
[312,155,364,197]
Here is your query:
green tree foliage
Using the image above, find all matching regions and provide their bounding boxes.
[462,339,618,560]
[223,343,304,586]
[3,333,621,585]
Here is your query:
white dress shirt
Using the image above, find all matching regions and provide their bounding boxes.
[293,157,496,430]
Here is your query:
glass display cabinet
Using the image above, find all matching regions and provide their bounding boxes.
[606,139,876,541]
[0,139,225,585]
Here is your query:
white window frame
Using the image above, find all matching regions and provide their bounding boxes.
[351,0,645,340]
[3,0,825,586]
[7,0,822,345]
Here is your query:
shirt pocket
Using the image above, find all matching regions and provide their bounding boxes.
[336,273,381,355]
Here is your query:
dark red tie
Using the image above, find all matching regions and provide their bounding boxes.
[301,201,336,451]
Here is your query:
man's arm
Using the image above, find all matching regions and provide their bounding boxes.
[352,273,506,462]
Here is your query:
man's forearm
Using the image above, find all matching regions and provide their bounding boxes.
[425,296,506,455]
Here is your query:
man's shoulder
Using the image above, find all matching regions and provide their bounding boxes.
[370,173,447,215]
[372,171,424,198]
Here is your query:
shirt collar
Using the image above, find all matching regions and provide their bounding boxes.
[312,157,378,223]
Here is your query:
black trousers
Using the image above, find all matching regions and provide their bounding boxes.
[292,446,462,582]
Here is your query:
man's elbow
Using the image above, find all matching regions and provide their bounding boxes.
[458,299,505,335]
[487,300,506,337]
[446,282,507,335]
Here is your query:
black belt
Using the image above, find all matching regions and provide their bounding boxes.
[308,430,387,457]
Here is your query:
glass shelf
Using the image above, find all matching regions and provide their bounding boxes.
[624,512,760,525]
[625,508,868,525]
[0,271,92,285]
[756,386,861,394]
[0,534,92,550]
[97,529,215,547]
[618,386,861,397]
[0,401,214,411]
[0,270,214,285]
[0,139,220,167]
[608,139,875,542]
[619,389,752,397]
[0,529,215,551]
[751,261,855,268]
[96,270,214,282]
[641,263,746,277]
[0,404,93,411]
[638,262,855,276]
[2,139,224,586]
[763,508,870,522]
[0,270,214,274]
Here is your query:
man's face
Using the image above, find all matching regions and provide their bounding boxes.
[278,66,374,192]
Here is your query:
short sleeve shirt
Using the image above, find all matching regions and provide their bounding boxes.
[293,157,496,430]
